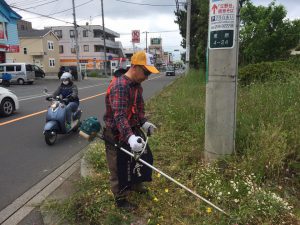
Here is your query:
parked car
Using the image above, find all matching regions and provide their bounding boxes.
[32,65,45,78]
[58,66,78,80]
[0,63,35,85]
[0,87,19,116]
[165,65,176,76]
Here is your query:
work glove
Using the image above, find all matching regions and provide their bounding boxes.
[142,121,157,136]
[128,135,145,153]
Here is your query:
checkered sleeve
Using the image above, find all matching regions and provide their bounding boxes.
[136,86,147,126]
[109,81,134,142]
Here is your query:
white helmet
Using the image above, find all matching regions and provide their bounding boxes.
[60,72,72,81]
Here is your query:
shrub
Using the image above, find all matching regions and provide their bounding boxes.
[87,69,107,78]
[238,61,296,86]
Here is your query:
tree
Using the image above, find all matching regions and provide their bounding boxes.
[174,0,209,68]
[240,1,300,64]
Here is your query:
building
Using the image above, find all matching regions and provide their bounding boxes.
[162,52,173,65]
[17,20,32,31]
[47,24,124,71]
[0,1,21,63]
[148,38,164,68]
[6,29,60,74]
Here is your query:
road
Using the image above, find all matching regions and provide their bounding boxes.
[0,73,178,214]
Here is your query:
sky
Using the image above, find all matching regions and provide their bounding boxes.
[5,0,300,60]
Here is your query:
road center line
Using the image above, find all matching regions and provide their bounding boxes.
[0,74,163,127]
[0,92,105,127]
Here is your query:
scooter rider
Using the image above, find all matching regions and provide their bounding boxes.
[51,72,79,128]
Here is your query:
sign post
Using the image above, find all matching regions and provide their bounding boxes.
[204,0,240,161]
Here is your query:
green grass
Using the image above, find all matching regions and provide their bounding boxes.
[43,66,299,224]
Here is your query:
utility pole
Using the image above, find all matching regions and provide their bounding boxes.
[204,0,240,161]
[72,0,81,80]
[185,0,191,73]
[145,31,148,52]
[100,0,107,76]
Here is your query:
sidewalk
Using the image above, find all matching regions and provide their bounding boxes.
[18,167,81,225]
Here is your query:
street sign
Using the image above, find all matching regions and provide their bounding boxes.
[208,0,238,49]
[132,30,140,43]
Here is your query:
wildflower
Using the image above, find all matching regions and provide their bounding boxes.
[157,173,161,178]
[165,188,169,193]
[153,197,159,202]
[234,199,239,203]
[206,207,212,213]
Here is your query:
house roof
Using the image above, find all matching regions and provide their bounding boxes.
[18,29,58,39]
[0,1,22,21]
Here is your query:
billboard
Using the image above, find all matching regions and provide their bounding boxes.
[151,38,161,45]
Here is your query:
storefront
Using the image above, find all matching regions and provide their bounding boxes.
[0,1,21,63]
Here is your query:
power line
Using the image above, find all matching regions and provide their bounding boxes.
[10,5,73,24]
[22,0,94,20]
[114,0,176,7]
[119,30,179,35]
[10,3,109,36]
[9,0,50,7]
[23,0,58,10]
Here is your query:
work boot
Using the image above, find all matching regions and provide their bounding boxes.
[115,197,137,210]
[131,183,148,194]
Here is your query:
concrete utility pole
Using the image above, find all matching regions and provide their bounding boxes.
[72,0,81,80]
[100,0,107,76]
[204,0,240,161]
[185,0,191,73]
[145,31,148,52]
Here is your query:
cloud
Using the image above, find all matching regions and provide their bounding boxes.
[7,0,183,52]
[251,0,299,20]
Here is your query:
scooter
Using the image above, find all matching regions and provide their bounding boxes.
[43,90,82,145]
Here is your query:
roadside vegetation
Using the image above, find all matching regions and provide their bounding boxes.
[42,56,300,225]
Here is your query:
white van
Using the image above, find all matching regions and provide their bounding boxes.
[0,63,35,85]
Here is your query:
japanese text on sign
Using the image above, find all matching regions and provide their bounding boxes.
[209,0,238,49]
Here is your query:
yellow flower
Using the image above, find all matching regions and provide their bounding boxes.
[206,207,212,213]
[157,173,161,178]
[153,197,159,202]
[165,188,169,193]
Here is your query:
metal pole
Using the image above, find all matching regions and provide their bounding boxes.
[185,0,191,73]
[72,0,82,80]
[100,0,107,76]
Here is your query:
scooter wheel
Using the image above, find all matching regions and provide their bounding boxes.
[45,131,57,145]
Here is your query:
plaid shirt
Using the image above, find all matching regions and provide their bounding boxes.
[104,75,147,142]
